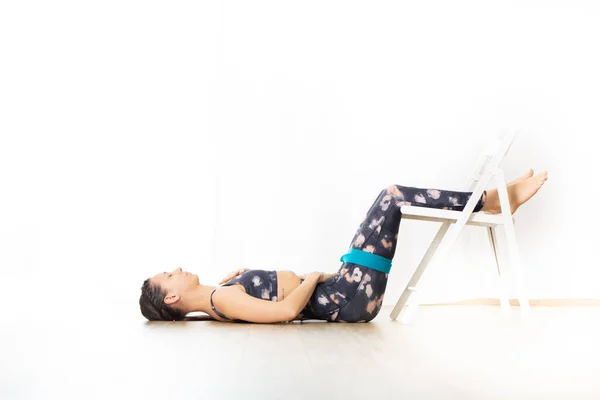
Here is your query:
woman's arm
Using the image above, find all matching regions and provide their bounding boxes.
[214,272,322,323]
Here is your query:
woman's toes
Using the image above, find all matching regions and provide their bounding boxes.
[535,171,548,183]
[508,169,534,186]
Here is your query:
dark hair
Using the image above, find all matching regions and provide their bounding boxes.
[139,279,186,321]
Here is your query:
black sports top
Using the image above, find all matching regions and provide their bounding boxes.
[210,269,278,322]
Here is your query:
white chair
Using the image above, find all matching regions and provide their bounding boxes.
[389,131,530,324]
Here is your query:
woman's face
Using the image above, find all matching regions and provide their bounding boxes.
[150,267,200,297]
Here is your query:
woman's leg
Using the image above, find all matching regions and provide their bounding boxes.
[299,172,548,323]
[297,185,487,323]
[328,185,486,322]
[348,185,487,260]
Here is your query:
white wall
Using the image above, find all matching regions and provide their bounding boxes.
[1,1,599,321]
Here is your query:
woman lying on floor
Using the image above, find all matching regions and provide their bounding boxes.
[139,169,548,323]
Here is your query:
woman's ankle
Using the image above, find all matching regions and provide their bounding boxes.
[481,189,500,213]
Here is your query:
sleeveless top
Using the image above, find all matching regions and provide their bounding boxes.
[210,269,278,322]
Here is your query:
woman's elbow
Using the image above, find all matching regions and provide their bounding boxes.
[281,305,298,322]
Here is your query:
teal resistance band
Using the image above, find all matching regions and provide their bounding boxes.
[340,248,392,274]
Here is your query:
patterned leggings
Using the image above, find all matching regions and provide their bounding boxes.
[297,184,487,323]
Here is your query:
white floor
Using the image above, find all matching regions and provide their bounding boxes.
[3,306,600,399]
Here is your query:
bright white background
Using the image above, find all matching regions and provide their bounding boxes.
[1,0,599,324]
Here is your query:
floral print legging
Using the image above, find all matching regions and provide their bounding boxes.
[297,184,487,323]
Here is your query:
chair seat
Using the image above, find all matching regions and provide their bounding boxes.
[400,205,513,228]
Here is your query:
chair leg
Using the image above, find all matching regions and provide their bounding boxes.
[494,171,531,318]
[389,222,451,322]
[487,226,511,315]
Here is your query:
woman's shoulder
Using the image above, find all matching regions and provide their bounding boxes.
[210,285,246,319]
[211,281,292,323]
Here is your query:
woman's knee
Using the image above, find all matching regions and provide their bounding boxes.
[386,184,408,199]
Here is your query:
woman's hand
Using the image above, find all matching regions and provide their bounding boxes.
[297,272,319,282]
[297,272,337,283]
[318,272,338,283]
[219,268,250,285]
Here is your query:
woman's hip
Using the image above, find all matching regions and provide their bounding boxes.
[300,264,389,322]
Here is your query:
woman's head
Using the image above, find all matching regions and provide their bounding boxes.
[139,267,200,321]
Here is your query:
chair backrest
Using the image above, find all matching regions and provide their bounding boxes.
[463,131,517,191]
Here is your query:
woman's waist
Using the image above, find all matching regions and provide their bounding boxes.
[276,270,302,301]
[229,269,300,302]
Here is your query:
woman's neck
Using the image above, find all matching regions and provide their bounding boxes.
[181,284,217,314]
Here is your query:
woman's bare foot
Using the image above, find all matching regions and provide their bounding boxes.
[482,170,548,215]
